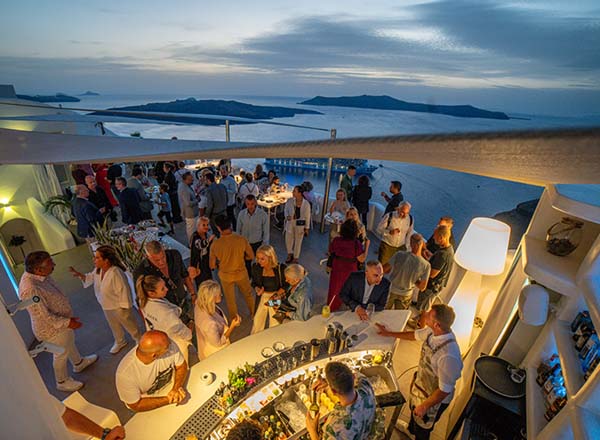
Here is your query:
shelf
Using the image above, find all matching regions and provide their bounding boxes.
[537,402,574,440]
[571,406,600,440]
[549,185,600,225]
[526,367,547,439]
[553,320,585,398]
[522,235,580,297]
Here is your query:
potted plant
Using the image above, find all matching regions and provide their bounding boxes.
[8,235,27,260]
[43,195,74,227]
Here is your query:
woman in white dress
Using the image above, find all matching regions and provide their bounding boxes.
[194,280,241,359]
[284,185,311,264]
[136,274,193,363]
[69,245,141,354]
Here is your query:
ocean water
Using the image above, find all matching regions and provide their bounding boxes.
[75,94,600,239]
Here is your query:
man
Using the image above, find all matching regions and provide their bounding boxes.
[177,172,199,244]
[384,233,431,310]
[339,165,356,202]
[306,361,377,440]
[204,172,228,237]
[423,217,456,259]
[209,215,255,318]
[115,177,143,225]
[163,162,183,223]
[376,201,414,265]
[416,226,455,312]
[376,304,463,440]
[340,260,390,321]
[381,180,404,215]
[72,184,104,239]
[237,194,269,272]
[220,165,239,230]
[134,240,196,317]
[226,419,263,440]
[107,162,123,196]
[174,161,188,183]
[18,251,97,392]
[52,394,125,439]
[128,167,153,220]
[85,175,114,221]
[115,330,188,412]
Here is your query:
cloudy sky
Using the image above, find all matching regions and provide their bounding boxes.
[1,0,599,115]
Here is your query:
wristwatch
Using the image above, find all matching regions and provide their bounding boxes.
[101,427,111,440]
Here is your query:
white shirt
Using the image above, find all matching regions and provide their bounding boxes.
[238,207,269,245]
[142,298,192,342]
[238,182,260,202]
[414,327,463,403]
[220,175,238,206]
[362,280,376,304]
[116,342,184,405]
[83,266,133,310]
[376,212,414,248]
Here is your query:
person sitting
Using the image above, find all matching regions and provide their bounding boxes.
[115,330,188,412]
[251,245,288,333]
[352,174,372,226]
[226,419,263,440]
[284,185,311,264]
[305,361,377,440]
[340,260,390,321]
[136,275,193,364]
[376,201,414,265]
[423,216,457,259]
[188,216,214,288]
[280,264,313,321]
[115,177,143,225]
[194,280,241,359]
[381,180,404,215]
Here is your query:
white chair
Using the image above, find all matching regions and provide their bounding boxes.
[62,392,121,440]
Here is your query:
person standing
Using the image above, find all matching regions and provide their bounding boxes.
[106,162,123,199]
[204,172,228,237]
[383,233,431,310]
[210,215,256,318]
[376,201,414,265]
[381,180,404,215]
[188,216,214,288]
[128,167,153,220]
[220,165,239,230]
[18,251,97,392]
[339,165,356,202]
[376,304,463,440]
[157,183,175,234]
[163,162,182,223]
[352,175,373,226]
[284,185,311,264]
[178,172,199,244]
[115,177,143,225]
[69,245,141,354]
[238,194,269,274]
[424,216,457,259]
[237,173,259,209]
[94,163,119,207]
[85,175,114,221]
[71,184,104,239]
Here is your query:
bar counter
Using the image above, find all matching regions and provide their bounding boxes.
[124,310,410,439]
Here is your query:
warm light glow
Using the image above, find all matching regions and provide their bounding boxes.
[455,217,511,276]
[0,198,9,205]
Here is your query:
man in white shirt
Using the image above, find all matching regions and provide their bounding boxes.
[220,165,239,230]
[115,330,188,412]
[376,304,463,440]
[376,201,414,265]
[238,195,269,253]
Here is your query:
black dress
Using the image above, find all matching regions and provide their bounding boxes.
[190,232,213,287]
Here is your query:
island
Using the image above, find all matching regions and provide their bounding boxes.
[90,97,322,125]
[299,95,510,120]
[79,91,100,96]
[16,93,80,103]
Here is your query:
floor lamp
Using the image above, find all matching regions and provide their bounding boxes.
[450,217,511,353]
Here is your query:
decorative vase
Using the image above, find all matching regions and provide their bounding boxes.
[546,217,583,256]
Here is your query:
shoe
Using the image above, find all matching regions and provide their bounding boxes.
[73,354,98,373]
[395,420,415,440]
[285,254,294,264]
[292,258,299,264]
[57,377,83,392]
[109,341,128,354]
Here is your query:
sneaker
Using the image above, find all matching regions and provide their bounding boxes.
[57,377,83,392]
[109,341,128,355]
[73,354,98,373]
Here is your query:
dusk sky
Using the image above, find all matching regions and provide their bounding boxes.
[1,0,599,115]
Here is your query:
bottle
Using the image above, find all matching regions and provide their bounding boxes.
[547,385,567,407]
[571,311,591,332]
[543,372,564,396]
[575,326,594,351]
[537,357,561,386]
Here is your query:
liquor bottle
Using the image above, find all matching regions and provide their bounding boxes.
[546,385,567,407]
[537,357,560,386]
[575,326,595,351]
[571,311,591,333]
[579,333,599,360]
[543,372,564,396]
[584,356,600,380]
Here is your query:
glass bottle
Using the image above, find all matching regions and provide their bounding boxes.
[546,217,583,256]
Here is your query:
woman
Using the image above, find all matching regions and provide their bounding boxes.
[352,175,373,226]
[70,245,141,354]
[284,185,311,264]
[346,207,370,250]
[136,275,193,363]
[251,245,288,333]
[195,280,241,359]
[280,264,313,322]
[327,219,368,311]
[329,188,351,215]
[189,216,214,288]
[237,173,259,208]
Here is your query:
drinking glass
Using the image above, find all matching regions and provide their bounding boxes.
[367,303,375,319]
[322,305,331,318]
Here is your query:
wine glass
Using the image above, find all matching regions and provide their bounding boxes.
[367,303,375,320]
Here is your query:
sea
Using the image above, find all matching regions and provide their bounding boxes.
[74,94,600,240]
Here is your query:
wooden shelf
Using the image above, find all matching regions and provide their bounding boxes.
[553,320,585,398]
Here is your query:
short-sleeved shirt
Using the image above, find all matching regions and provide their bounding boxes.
[322,376,376,440]
[388,251,431,297]
[427,246,454,293]
[133,250,189,307]
[159,192,172,212]
[211,233,253,281]
[116,342,184,406]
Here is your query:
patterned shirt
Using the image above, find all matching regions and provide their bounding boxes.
[18,272,72,341]
[322,376,377,440]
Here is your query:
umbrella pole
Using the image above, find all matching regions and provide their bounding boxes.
[319,129,336,233]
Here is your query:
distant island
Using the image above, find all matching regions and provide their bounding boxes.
[91,97,322,125]
[79,91,100,96]
[16,93,80,103]
[299,95,509,120]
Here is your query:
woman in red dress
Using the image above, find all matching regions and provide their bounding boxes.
[94,163,118,207]
[327,219,368,311]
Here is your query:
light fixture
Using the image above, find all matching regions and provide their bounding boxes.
[0,197,10,208]
[449,218,511,353]
[518,283,549,326]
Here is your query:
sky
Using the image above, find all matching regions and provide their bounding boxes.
[1,0,599,115]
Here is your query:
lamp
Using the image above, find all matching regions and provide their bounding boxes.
[518,283,549,326]
[449,218,511,353]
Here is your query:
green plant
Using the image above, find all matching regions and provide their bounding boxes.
[92,219,146,272]
[43,195,73,226]
[8,235,27,259]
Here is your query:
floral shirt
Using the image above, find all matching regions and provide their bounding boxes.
[322,376,377,440]
[18,272,72,341]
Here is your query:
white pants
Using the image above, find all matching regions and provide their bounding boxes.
[251,292,281,334]
[185,217,198,244]
[45,329,83,384]
[104,308,141,346]
[285,224,305,258]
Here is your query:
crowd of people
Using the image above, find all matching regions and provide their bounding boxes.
[19,160,463,439]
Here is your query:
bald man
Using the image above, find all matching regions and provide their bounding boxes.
[115,330,188,412]
[72,184,104,239]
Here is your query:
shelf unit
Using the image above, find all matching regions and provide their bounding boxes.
[520,185,600,440]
